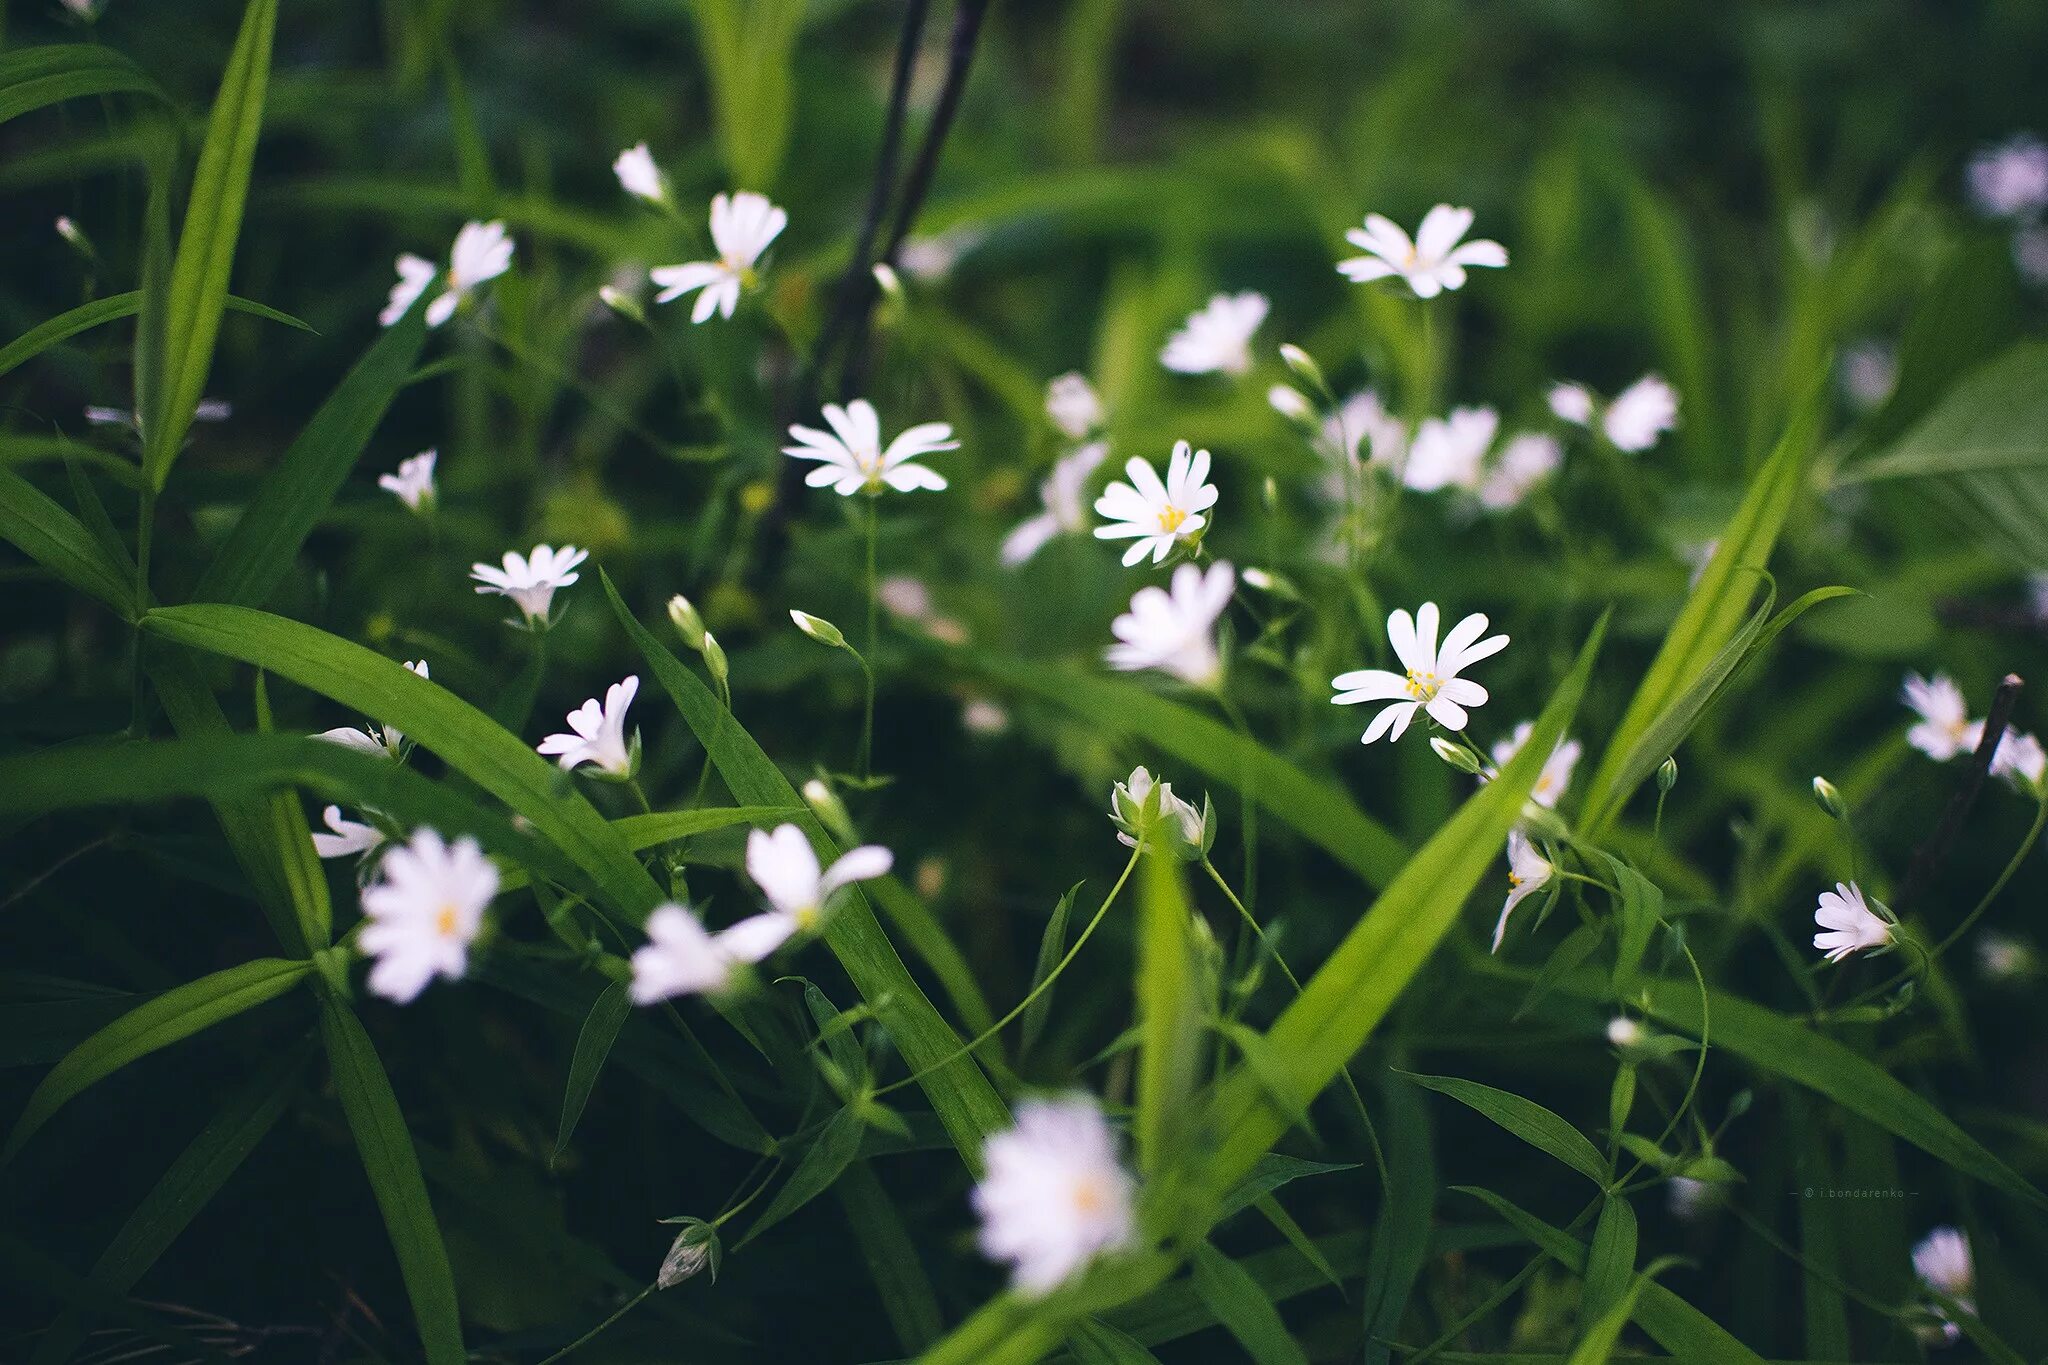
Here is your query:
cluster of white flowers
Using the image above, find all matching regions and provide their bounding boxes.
[382,220,514,328]
[1901,672,2045,790]
[1549,375,1679,453]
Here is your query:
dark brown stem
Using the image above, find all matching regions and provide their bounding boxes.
[1894,672,2022,916]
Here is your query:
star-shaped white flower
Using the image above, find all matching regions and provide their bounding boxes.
[378,449,437,512]
[718,824,894,964]
[312,805,385,860]
[1003,441,1108,566]
[613,142,668,206]
[358,828,498,1003]
[470,544,588,625]
[651,191,788,323]
[1093,441,1217,566]
[1104,561,1234,688]
[1332,603,1508,744]
[537,675,639,778]
[1160,292,1268,376]
[630,903,743,1003]
[381,220,514,328]
[1813,881,1891,964]
[783,399,955,496]
[1492,830,1553,952]
[973,1095,1136,1297]
[1046,372,1104,440]
[1902,672,1973,760]
[1477,433,1562,511]
[1404,406,1498,492]
[316,659,429,758]
[1338,205,1507,299]
[1488,721,1581,809]
[1989,729,2047,790]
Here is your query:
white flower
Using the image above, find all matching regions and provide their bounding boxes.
[1160,292,1268,376]
[1046,372,1104,439]
[1105,561,1234,688]
[1325,390,1407,468]
[651,191,787,323]
[1477,433,1561,510]
[1003,442,1108,566]
[1913,1225,1974,1340]
[1976,932,2036,981]
[1840,342,1898,412]
[1606,1016,1643,1048]
[973,1095,1136,1297]
[1813,881,1891,963]
[537,676,639,778]
[1332,602,1508,744]
[1489,720,1581,808]
[381,220,514,328]
[312,805,385,860]
[1967,135,2048,219]
[1491,830,1552,952]
[783,399,955,496]
[1093,441,1217,566]
[470,544,588,624]
[1338,205,1508,299]
[1547,383,1595,425]
[630,903,739,1003]
[719,824,894,963]
[1603,376,1679,453]
[877,576,934,620]
[1108,766,1206,856]
[1667,1176,1715,1221]
[613,142,667,205]
[60,0,101,18]
[1902,672,1973,761]
[962,699,1010,735]
[378,449,437,512]
[897,229,976,282]
[317,659,429,757]
[358,828,498,1003]
[1404,406,1497,492]
[1989,730,2047,790]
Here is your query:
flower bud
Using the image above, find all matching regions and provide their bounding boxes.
[802,778,857,845]
[1267,384,1315,424]
[599,284,646,325]
[1108,767,1208,861]
[1278,343,1325,391]
[1656,756,1679,793]
[55,216,93,254]
[656,1217,721,1288]
[667,594,707,651]
[701,631,730,689]
[1430,737,1482,775]
[1606,1016,1644,1049]
[1241,567,1300,601]
[871,262,904,300]
[790,609,847,649]
[1811,775,1847,820]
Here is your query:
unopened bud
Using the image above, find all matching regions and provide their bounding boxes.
[1656,756,1679,793]
[656,1217,721,1288]
[1606,1016,1644,1049]
[1430,737,1482,775]
[1278,343,1324,390]
[1811,775,1846,820]
[55,216,92,253]
[789,609,847,649]
[701,631,729,688]
[599,284,646,325]
[667,594,706,651]
[871,262,904,300]
[1267,384,1314,424]
[802,778,856,844]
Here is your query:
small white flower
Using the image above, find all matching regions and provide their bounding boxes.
[784,399,955,496]
[962,699,1010,735]
[312,805,385,860]
[1046,372,1104,439]
[537,676,639,778]
[1901,672,1973,761]
[1668,1175,1715,1221]
[720,824,894,963]
[381,220,514,328]
[1967,135,2048,219]
[897,229,976,282]
[1813,881,1891,964]
[630,903,739,1003]
[1404,406,1497,492]
[1105,561,1234,688]
[1488,720,1581,808]
[1606,1016,1643,1049]
[973,1095,1136,1297]
[1324,390,1408,468]
[1160,292,1268,376]
[1002,442,1109,566]
[1338,204,1508,299]
[612,142,668,205]
[1477,433,1562,511]
[1331,602,1508,744]
[317,659,429,757]
[651,191,787,323]
[1840,342,1898,412]
[1093,441,1217,567]
[1989,729,2047,790]
[1913,1225,1974,1341]
[1108,766,1205,856]
[1976,932,2035,981]
[470,544,588,625]
[1547,383,1596,425]
[358,828,498,1003]
[1492,830,1552,952]
[1603,375,1680,453]
[378,450,437,512]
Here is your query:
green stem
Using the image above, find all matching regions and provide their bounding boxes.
[536,1285,656,1365]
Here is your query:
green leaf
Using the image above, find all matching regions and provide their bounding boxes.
[1403,1072,1608,1187]
[1135,851,1203,1177]
[0,44,168,125]
[1216,1153,1360,1222]
[1188,1243,1312,1365]
[685,0,805,189]
[144,0,279,490]
[1069,1318,1164,1364]
[739,1104,866,1246]
[1021,882,1083,1054]
[3,958,310,1162]
[0,465,135,615]
[1360,1075,1434,1365]
[0,291,308,383]
[1567,1274,1650,1365]
[1579,1192,1638,1326]
[319,997,465,1365]
[837,1161,945,1353]
[554,982,631,1161]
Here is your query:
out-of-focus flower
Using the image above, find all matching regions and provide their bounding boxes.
[378,450,437,512]
[317,659,429,758]
[1607,1016,1644,1048]
[1840,342,1898,412]
[537,676,639,778]
[1268,384,1315,424]
[1002,442,1108,566]
[1976,932,2037,981]
[1552,375,1678,452]
[1492,830,1552,951]
[652,192,787,323]
[2016,224,2048,287]
[312,805,385,860]
[1813,881,1890,964]
[972,1095,1136,1297]
[876,576,934,621]
[1324,390,1407,468]
[1404,406,1497,492]
[962,699,1010,735]
[1104,561,1234,687]
[471,545,588,625]
[359,828,497,1002]
[382,220,513,328]
[1477,433,1562,510]
[1668,1175,1715,1221]
[1109,766,1207,858]
[1912,1225,1974,1342]
[1161,292,1267,376]
[1967,134,2048,219]
[1338,205,1507,299]
[1488,721,1581,808]
[1547,383,1595,425]
[896,230,977,281]
[630,904,740,1003]
[1901,673,1972,760]
[1046,373,1104,439]
[1332,602,1508,744]
[719,824,893,962]
[1989,730,2047,790]
[1093,441,1217,566]
[613,142,668,206]
[784,399,954,496]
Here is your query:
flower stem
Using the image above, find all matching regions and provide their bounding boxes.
[861,499,880,779]
[536,1285,656,1365]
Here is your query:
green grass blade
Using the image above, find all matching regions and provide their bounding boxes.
[1188,1242,1312,1365]
[1069,1318,1164,1363]
[0,291,309,386]
[1404,1071,1609,1187]
[1021,882,1083,1054]
[0,44,168,124]
[1135,851,1202,1178]
[555,982,630,1160]
[319,996,465,1365]
[1361,1076,1434,1365]
[740,1104,867,1246]
[2,958,310,1163]
[838,1160,946,1353]
[0,466,135,615]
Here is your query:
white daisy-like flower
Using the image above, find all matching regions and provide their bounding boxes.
[470,544,589,625]
[1108,765,1206,856]
[1547,383,1595,425]
[1989,730,2047,790]
[1046,372,1104,440]
[1813,881,1891,964]
[1160,292,1268,376]
[651,191,787,323]
[718,824,894,964]
[537,675,639,778]
[613,142,668,206]
[1093,441,1217,566]
[1338,205,1508,299]
[1902,672,1973,761]
[1913,1225,1975,1341]
[1488,720,1581,808]
[1967,134,2048,220]
[972,1095,1137,1297]
[1003,441,1109,566]
[358,828,498,1003]
[1404,406,1498,492]
[1477,432,1562,510]
[312,805,385,860]
[378,449,437,512]
[630,903,740,1003]
[316,659,429,758]
[1602,376,1680,453]
[381,220,514,328]
[1104,561,1235,688]
[1491,830,1553,952]
[1331,602,1508,744]
[783,399,955,496]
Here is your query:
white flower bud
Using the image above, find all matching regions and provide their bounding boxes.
[1811,775,1847,820]
[667,594,706,651]
[599,284,647,325]
[1430,737,1482,775]
[701,631,730,688]
[802,779,857,844]
[1607,1016,1644,1049]
[1656,756,1679,793]
[1267,384,1315,423]
[1278,343,1325,390]
[657,1217,720,1288]
[790,609,847,649]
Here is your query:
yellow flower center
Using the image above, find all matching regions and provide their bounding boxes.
[435,904,459,937]
[1157,504,1189,534]
[795,904,821,932]
[1071,1176,1108,1216]
[1404,669,1441,701]
[1507,872,1523,888]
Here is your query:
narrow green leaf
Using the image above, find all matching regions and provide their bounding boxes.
[0,291,305,382]
[1021,882,1083,1054]
[1136,850,1202,1176]
[739,1104,866,1245]
[1069,1318,1163,1364]
[555,982,631,1161]
[1579,1193,1638,1325]
[1361,1075,1434,1365]
[3,958,310,1162]
[1567,1275,1650,1365]
[1404,1072,1608,1187]
[0,466,134,615]
[0,44,167,124]
[838,1161,945,1353]
[1216,1153,1360,1222]
[1188,1242,1312,1365]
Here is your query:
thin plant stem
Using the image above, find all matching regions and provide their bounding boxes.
[860,498,879,778]
[536,1285,656,1365]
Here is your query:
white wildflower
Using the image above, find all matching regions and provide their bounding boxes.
[652,191,788,323]
[973,1096,1136,1297]
[1338,204,1507,299]
[1104,561,1234,688]
[1331,602,1508,744]
[1093,441,1217,566]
